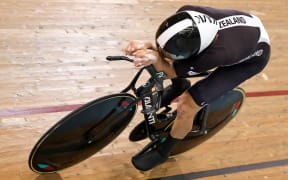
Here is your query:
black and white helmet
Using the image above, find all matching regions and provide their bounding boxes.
[156,11,219,60]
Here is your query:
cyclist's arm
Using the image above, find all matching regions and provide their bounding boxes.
[132,49,178,79]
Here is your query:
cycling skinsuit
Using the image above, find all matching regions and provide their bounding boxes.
[172,5,271,106]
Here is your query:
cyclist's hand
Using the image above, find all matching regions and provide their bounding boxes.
[124,40,153,55]
[133,49,160,69]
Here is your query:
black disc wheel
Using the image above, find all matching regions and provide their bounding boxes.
[29,93,137,173]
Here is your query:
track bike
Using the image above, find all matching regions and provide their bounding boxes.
[28,56,245,173]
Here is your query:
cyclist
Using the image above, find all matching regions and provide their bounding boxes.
[124,5,270,171]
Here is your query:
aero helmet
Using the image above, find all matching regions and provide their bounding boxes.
[156,11,219,60]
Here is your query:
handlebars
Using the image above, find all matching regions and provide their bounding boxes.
[106,56,160,78]
[106,56,133,62]
[106,56,165,94]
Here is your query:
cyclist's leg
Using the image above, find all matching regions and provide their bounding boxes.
[131,91,200,171]
[170,91,201,138]
[189,42,270,106]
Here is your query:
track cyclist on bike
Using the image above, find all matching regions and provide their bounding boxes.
[124,5,271,171]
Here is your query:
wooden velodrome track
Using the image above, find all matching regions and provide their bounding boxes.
[0,0,287,179]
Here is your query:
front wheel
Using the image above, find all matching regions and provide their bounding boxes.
[28,93,137,173]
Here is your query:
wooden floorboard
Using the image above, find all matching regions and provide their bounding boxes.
[0,0,287,179]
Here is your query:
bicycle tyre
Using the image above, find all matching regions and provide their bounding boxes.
[28,93,137,173]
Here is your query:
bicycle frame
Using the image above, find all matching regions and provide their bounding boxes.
[107,56,167,140]
[107,56,210,141]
